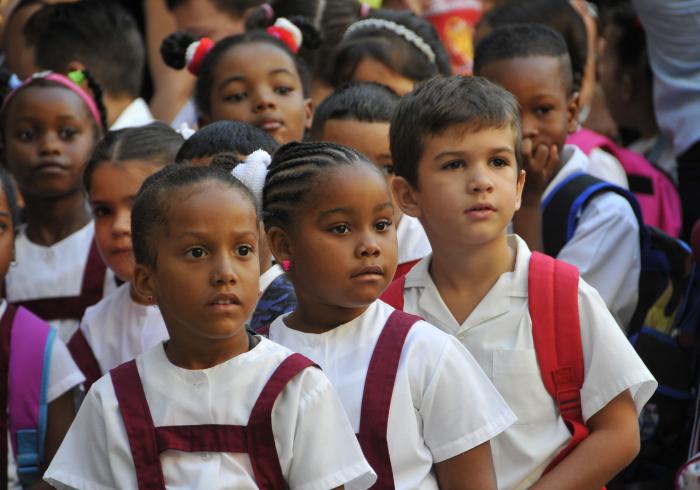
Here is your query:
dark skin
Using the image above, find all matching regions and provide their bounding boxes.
[268,164,497,489]
[1,86,99,246]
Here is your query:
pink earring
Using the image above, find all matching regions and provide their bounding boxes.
[282,260,292,272]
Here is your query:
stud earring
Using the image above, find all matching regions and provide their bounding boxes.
[282,260,292,272]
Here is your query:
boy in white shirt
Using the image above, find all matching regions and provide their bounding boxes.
[388,75,657,489]
[474,23,641,329]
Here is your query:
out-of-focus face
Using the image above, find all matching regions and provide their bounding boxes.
[352,56,416,96]
[171,0,246,41]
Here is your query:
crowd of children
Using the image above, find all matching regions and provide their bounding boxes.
[1,0,698,488]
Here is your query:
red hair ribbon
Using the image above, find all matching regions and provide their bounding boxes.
[187,37,215,76]
[266,18,302,54]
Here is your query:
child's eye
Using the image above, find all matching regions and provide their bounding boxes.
[381,165,395,176]
[375,220,392,232]
[224,92,247,102]
[490,157,509,167]
[91,205,112,218]
[534,106,553,116]
[16,129,36,141]
[235,245,253,257]
[330,224,350,234]
[59,127,77,139]
[185,247,208,259]
[275,86,293,95]
[442,159,464,170]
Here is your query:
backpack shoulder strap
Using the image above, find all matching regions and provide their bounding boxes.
[380,275,407,310]
[67,329,103,393]
[541,172,643,257]
[111,360,166,490]
[0,304,16,490]
[528,252,589,471]
[358,310,421,489]
[247,353,317,489]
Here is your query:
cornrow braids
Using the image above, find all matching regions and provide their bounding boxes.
[262,140,382,231]
[82,69,108,132]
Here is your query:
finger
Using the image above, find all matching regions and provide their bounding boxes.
[532,143,550,172]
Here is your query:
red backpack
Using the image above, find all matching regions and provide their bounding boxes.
[381,252,589,473]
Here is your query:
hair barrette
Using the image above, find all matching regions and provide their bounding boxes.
[185,37,215,76]
[344,18,436,64]
[266,17,303,54]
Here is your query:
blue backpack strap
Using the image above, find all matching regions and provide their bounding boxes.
[541,172,646,257]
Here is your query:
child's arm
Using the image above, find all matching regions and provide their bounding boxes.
[434,441,497,490]
[530,390,640,490]
[30,390,75,490]
[512,141,561,253]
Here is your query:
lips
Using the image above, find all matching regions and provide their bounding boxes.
[34,161,69,173]
[351,265,384,278]
[208,292,241,307]
[257,117,284,132]
[467,203,496,212]
[111,247,132,256]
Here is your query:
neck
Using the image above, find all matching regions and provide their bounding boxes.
[164,328,250,370]
[285,296,369,334]
[103,92,136,127]
[23,191,91,246]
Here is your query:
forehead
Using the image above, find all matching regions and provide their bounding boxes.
[422,122,516,157]
[6,85,90,122]
[320,120,390,158]
[479,55,569,99]
[90,161,162,196]
[214,42,298,83]
[304,164,391,213]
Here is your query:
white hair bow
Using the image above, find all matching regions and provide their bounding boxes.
[231,149,272,209]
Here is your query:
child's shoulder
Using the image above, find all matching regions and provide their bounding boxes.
[81,282,131,325]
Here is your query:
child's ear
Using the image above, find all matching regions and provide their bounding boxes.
[133,263,157,304]
[266,226,293,263]
[566,91,581,134]
[392,176,422,219]
[514,169,526,211]
[303,98,313,131]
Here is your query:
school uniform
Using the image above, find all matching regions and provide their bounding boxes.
[110,98,155,130]
[268,300,516,489]
[44,338,377,490]
[5,223,115,342]
[1,300,85,490]
[77,282,169,375]
[544,145,641,328]
[587,147,629,189]
[396,215,432,269]
[400,235,657,490]
[250,264,296,331]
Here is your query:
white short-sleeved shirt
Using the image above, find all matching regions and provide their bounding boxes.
[5,223,116,342]
[587,147,629,189]
[400,235,657,490]
[268,301,516,489]
[396,215,432,266]
[45,339,377,490]
[79,282,169,375]
[259,264,285,294]
[1,301,85,490]
[544,145,641,328]
[110,98,155,130]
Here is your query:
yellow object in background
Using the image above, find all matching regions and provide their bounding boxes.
[360,0,383,8]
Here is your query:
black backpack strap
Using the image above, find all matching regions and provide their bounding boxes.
[541,172,643,257]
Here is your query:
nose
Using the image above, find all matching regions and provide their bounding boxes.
[521,112,538,140]
[211,252,238,286]
[355,229,382,259]
[467,165,494,194]
[112,209,131,236]
[252,88,277,112]
[38,132,61,156]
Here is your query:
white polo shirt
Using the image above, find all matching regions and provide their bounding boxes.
[45,339,377,490]
[396,215,432,266]
[78,282,169,375]
[400,235,657,490]
[544,145,641,329]
[268,300,516,489]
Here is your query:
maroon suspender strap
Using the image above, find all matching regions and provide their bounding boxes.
[380,275,407,310]
[67,329,102,392]
[393,259,420,281]
[358,310,420,489]
[256,324,271,337]
[17,239,107,321]
[247,353,317,489]
[111,360,167,490]
[0,305,17,490]
[155,425,248,453]
[528,252,589,472]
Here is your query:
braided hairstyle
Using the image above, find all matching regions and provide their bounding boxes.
[161,17,321,118]
[132,164,257,268]
[262,141,383,231]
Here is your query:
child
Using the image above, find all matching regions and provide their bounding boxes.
[310,81,431,277]
[0,71,115,342]
[175,119,278,165]
[262,141,515,488]
[44,164,377,489]
[474,24,641,329]
[166,0,265,41]
[322,1,452,96]
[24,1,153,129]
[0,165,84,490]
[68,122,184,391]
[387,74,656,489]
[161,16,317,144]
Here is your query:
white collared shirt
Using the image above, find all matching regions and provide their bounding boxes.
[396,215,432,265]
[5,223,116,342]
[401,235,657,489]
[45,339,376,490]
[268,301,516,489]
[1,300,85,490]
[259,264,285,294]
[543,145,641,329]
[79,282,169,375]
[110,98,155,130]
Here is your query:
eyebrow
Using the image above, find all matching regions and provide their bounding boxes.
[174,230,258,240]
[218,68,296,91]
[318,201,393,219]
[433,147,515,160]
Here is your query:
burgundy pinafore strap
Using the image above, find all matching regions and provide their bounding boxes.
[14,239,107,321]
[357,310,420,489]
[67,329,103,393]
[110,353,316,490]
